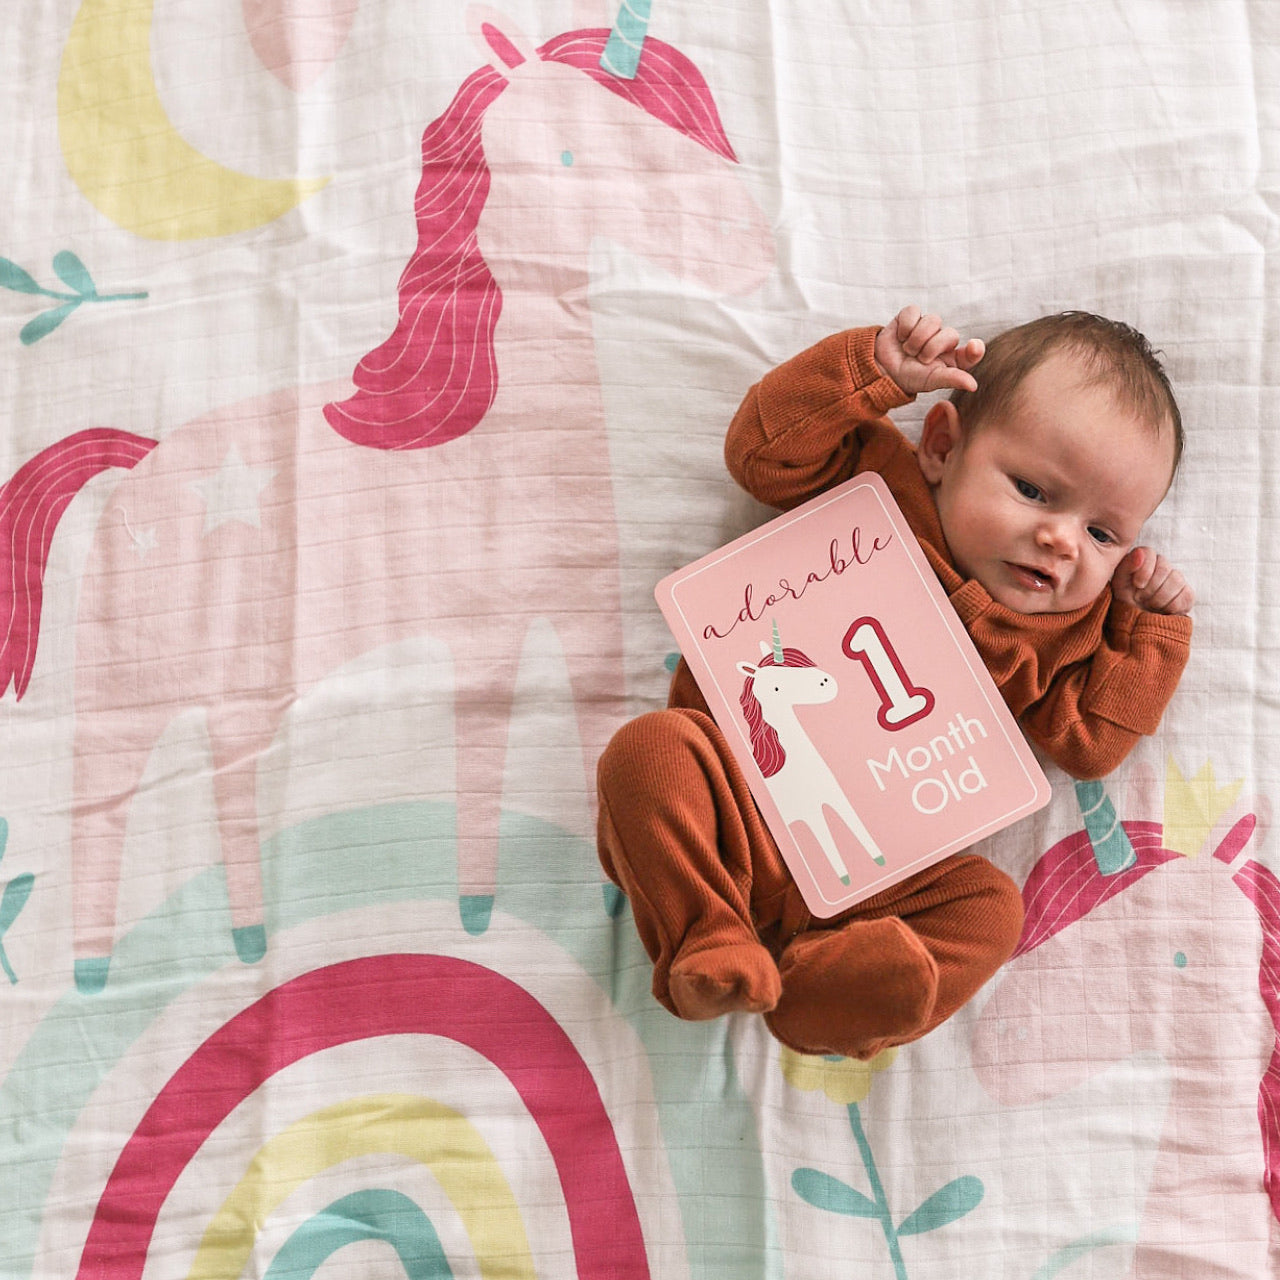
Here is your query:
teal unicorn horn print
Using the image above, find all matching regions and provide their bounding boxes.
[600,0,651,79]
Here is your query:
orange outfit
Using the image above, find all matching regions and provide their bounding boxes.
[597,326,1191,1059]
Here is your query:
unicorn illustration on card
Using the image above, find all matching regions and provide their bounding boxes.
[736,622,887,884]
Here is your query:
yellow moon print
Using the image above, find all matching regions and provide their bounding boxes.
[58,0,329,241]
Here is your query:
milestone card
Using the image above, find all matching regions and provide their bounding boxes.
[656,472,1051,917]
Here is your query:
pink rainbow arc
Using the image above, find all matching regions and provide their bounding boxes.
[77,954,650,1279]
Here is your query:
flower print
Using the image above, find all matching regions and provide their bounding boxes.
[779,1045,897,1104]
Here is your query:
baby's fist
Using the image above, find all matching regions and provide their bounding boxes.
[874,306,984,397]
[1111,548,1194,615]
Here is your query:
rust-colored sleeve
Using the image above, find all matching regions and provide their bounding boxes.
[725,327,913,510]
[1017,602,1193,779]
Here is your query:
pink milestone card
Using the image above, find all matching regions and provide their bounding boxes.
[656,473,1051,917]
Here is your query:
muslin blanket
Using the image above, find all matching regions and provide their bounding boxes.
[0,2,1275,1277]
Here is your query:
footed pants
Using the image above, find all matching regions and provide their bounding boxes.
[597,706,1025,1060]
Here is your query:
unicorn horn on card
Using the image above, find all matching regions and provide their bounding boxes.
[600,0,652,79]
[771,618,785,665]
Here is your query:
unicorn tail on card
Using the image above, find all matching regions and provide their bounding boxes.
[0,429,157,699]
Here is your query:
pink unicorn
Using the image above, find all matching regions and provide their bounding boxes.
[0,9,772,992]
[970,784,1280,1277]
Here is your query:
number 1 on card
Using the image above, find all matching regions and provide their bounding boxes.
[842,616,934,731]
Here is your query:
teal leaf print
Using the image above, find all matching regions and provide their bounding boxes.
[0,874,31,934]
[52,250,97,297]
[791,1168,880,1218]
[0,258,43,294]
[2,251,146,344]
[0,875,33,982]
[896,1175,984,1237]
[0,819,32,985]
[787,1100,987,1279]
[20,303,79,347]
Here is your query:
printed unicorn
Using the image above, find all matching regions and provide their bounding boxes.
[0,6,773,991]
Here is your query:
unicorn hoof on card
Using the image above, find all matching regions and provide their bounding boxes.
[737,625,886,883]
[0,7,773,989]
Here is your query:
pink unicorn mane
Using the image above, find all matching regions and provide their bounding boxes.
[739,647,816,779]
[1015,812,1280,1222]
[323,29,737,450]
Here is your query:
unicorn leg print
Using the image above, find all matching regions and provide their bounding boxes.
[737,626,886,882]
[0,8,773,992]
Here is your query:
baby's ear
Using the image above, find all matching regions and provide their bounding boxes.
[917,401,964,483]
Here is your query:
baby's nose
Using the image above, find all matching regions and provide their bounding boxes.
[1036,517,1078,557]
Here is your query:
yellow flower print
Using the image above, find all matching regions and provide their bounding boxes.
[779,1046,897,1104]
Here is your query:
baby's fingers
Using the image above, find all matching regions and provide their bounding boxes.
[955,337,985,371]
[924,361,980,393]
[901,312,943,358]
[1112,546,1148,597]
[893,304,922,341]
[1142,562,1194,615]
[917,325,964,366]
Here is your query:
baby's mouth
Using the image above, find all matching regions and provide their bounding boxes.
[1008,562,1056,591]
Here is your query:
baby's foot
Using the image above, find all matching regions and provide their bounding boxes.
[668,941,782,1020]
[765,919,938,1058]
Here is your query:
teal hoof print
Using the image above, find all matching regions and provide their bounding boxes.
[460,895,493,936]
[73,956,110,995]
[839,874,852,885]
[873,856,886,866]
[232,924,268,964]
[603,882,626,918]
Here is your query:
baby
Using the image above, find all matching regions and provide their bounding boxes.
[597,306,1193,1060]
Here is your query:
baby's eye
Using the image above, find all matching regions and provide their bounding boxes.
[1088,526,1114,546]
[1014,478,1043,501]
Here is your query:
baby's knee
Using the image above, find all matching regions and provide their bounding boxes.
[598,708,719,792]
[969,860,1026,966]
[598,710,688,793]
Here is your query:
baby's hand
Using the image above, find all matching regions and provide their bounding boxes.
[1111,548,1194,615]
[873,306,985,396]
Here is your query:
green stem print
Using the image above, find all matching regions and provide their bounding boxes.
[0,819,33,984]
[1,251,147,344]
[792,1102,984,1279]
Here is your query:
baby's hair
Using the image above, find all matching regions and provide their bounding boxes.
[949,311,1184,474]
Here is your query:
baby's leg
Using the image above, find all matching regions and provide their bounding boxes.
[766,854,1023,1059]
[597,708,786,1020]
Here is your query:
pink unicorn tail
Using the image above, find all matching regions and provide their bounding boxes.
[0,428,157,700]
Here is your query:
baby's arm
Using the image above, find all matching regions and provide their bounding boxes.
[726,309,981,510]
[1018,602,1192,779]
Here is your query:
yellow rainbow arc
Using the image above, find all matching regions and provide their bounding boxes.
[58,0,328,241]
[186,1093,536,1279]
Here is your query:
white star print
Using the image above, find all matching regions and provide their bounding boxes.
[188,446,276,535]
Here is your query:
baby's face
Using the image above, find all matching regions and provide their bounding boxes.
[922,351,1177,614]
